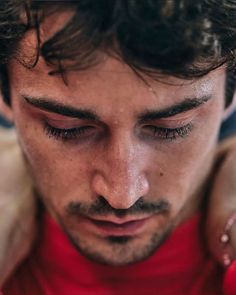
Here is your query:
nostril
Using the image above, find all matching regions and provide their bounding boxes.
[97,197,133,215]
[89,196,131,216]
[92,170,150,210]
[93,196,139,217]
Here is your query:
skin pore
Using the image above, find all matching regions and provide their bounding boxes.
[3,12,228,266]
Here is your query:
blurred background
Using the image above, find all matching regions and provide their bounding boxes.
[0,113,13,128]
[220,110,236,140]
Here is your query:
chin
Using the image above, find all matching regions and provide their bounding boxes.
[64,225,173,266]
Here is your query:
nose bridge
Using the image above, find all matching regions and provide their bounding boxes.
[92,132,149,209]
[107,130,140,183]
[110,132,135,178]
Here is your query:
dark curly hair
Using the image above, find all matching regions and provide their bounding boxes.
[0,0,235,105]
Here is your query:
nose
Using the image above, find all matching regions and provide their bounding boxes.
[91,133,150,209]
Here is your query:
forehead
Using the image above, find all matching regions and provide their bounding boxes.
[8,9,226,113]
[8,55,224,107]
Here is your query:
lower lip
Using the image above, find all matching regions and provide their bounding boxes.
[87,217,151,236]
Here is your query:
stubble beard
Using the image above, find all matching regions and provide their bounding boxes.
[58,217,174,266]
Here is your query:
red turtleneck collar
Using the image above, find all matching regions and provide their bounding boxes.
[3,213,236,295]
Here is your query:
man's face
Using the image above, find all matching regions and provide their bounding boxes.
[5,15,227,266]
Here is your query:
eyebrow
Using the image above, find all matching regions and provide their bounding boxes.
[138,95,212,122]
[23,95,100,121]
[22,94,212,122]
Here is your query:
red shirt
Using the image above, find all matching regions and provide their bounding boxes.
[2,213,236,295]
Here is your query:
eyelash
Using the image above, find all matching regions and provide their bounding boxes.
[44,123,193,142]
[147,123,193,140]
[44,123,94,142]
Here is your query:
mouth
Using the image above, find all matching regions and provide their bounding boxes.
[87,216,152,236]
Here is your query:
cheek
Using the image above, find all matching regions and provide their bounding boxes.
[15,120,93,210]
[150,106,223,210]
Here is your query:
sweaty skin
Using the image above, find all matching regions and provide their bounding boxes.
[0,10,234,272]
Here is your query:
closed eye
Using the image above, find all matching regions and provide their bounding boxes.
[44,123,96,141]
[143,123,193,140]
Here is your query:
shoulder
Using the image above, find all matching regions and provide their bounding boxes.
[0,127,18,153]
[0,127,20,169]
[0,128,35,288]
[0,127,30,195]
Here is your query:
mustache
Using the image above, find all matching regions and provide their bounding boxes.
[66,196,170,218]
